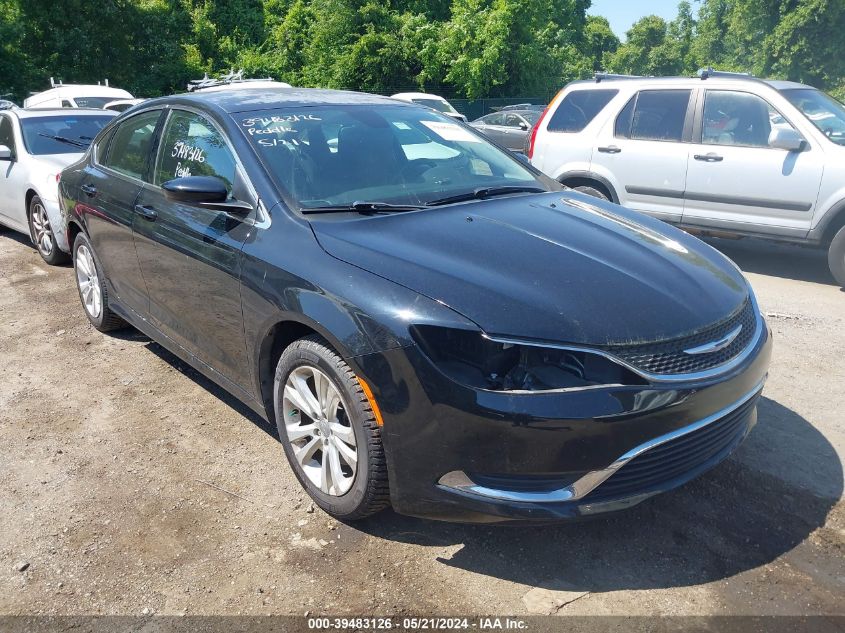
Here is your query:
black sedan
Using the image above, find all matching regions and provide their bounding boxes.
[59,87,771,523]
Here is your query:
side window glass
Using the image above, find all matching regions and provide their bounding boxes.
[614,96,635,138]
[485,113,504,126]
[0,116,16,156]
[702,90,789,148]
[629,90,691,142]
[62,100,72,108]
[155,110,236,194]
[104,110,161,180]
[504,114,522,128]
[546,89,618,133]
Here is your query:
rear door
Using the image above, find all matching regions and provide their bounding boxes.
[132,108,254,389]
[80,108,163,313]
[591,88,695,223]
[682,89,824,235]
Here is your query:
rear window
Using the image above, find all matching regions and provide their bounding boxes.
[546,89,618,133]
[615,90,691,142]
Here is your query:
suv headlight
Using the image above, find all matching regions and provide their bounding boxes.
[411,326,646,392]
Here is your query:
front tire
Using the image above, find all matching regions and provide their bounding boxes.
[72,232,126,332]
[273,335,389,520]
[28,195,68,265]
[829,225,845,287]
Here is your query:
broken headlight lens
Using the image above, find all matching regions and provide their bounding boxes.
[411,325,646,391]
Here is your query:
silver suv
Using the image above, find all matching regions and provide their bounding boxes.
[528,70,845,286]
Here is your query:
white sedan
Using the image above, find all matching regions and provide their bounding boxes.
[0,107,115,264]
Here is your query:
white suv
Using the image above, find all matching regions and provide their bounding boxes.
[528,70,845,286]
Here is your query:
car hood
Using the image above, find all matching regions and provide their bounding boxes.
[310,192,749,346]
[35,153,82,173]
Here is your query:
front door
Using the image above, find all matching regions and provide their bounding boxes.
[591,89,694,223]
[683,89,824,235]
[132,109,253,390]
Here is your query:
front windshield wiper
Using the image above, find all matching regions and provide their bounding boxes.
[38,133,88,149]
[301,201,424,215]
[425,186,547,207]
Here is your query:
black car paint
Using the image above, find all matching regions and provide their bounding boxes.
[60,88,771,522]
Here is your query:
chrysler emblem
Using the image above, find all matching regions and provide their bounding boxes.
[683,325,743,355]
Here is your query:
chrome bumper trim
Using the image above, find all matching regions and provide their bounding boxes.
[437,377,766,504]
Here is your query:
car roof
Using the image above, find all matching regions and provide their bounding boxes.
[391,92,448,101]
[142,87,412,114]
[29,85,133,98]
[566,75,814,92]
[11,107,117,119]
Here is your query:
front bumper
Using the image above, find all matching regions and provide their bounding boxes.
[354,319,772,523]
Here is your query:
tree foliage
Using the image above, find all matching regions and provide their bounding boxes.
[0,0,843,103]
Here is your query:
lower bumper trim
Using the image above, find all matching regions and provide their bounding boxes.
[437,377,765,504]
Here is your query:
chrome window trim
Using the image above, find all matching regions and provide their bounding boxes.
[438,376,765,504]
[484,292,764,384]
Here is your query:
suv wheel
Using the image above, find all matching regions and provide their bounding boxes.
[273,335,389,520]
[28,196,68,265]
[828,224,845,287]
[573,185,609,201]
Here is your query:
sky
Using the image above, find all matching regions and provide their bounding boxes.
[588,0,694,39]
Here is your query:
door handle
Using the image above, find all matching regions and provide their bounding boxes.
[80,184,97,197]
[134,204,158,221]
[694,153,724,162]
[597,145,622,154]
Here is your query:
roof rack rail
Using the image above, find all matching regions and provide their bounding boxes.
[186,69,277,92]
[697,67,754,80]
[594,71,644,83]
[48,77,111,88]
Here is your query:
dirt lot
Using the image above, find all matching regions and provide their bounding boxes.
[0,230,843,617]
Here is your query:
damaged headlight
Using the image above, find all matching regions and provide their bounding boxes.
[411,326,646,392]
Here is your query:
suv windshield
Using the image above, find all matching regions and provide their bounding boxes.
[782,88,845,146]
[240,105,546,210]
[20,115,114,155]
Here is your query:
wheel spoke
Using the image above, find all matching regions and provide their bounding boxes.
[333,435,357,466]
[329,421,355,446]
[284,382,318,420]
[286,422,317,442]
[325,390,341,423]
[320,446,331,493]
[327,442,353,495]
[294,435,321,467]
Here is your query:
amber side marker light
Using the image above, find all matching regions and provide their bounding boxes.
[357,376,384,426]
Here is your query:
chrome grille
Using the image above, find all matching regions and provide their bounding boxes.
[603,299,757,376]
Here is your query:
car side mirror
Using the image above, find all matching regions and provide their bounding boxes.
[769,128,806,152]
[519,122,529,131]
[161,176,253,214]
[0,144,12,161]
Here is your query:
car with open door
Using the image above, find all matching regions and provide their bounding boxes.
[60,87,771,523]
[0,107,114,263]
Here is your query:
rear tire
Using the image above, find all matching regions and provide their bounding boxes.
[828,224,845,287]
[28,195,69,265]
[72,232,126,332]
[273,335,389,520]
[572,185,609,201]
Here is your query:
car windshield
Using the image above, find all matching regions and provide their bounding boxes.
[240,105,545,210]
[782,88,845,146]
[20,115,114,155]
[73,96,120,109]
[411,98,459,115]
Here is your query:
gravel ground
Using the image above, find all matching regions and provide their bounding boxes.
[0,230,842,617]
